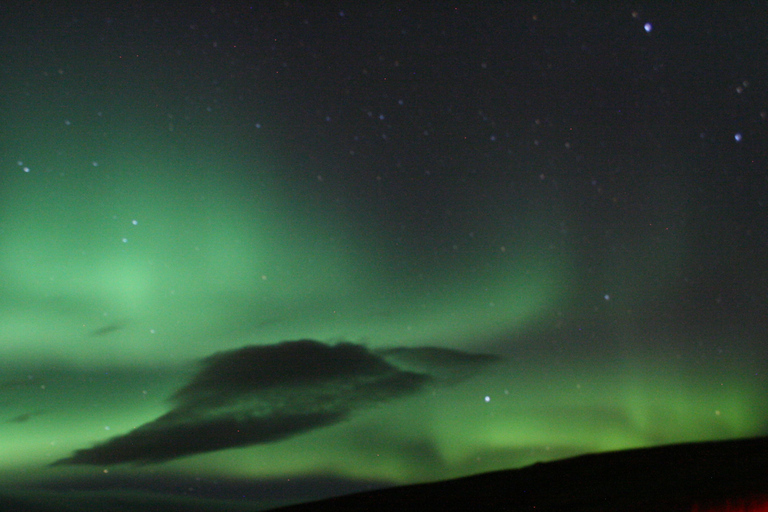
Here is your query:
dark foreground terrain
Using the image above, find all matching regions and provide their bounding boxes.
[274,435,768,512]
[2,436,767,512]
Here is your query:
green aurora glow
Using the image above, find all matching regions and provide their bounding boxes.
[1,5,767,510]
[1,116,765,488]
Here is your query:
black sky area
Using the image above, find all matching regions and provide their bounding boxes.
[6,3,767,226]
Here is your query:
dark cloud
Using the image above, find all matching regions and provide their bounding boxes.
[54,339,499,466]
[88,320,127,337]
[376,347,502,384]
[6,410,45,424]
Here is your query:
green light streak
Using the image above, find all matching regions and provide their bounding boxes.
[1,141,571,367]
[1,108,765,497]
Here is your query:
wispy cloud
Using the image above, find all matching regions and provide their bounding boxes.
[55,339,499,465]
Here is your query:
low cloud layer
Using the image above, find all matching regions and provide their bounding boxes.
[55,339,500,465]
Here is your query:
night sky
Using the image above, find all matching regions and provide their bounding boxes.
[1,3,767,510]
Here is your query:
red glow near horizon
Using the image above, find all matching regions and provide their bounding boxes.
[692,496,768,512]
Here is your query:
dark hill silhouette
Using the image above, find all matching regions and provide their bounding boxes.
[271,436,768,512]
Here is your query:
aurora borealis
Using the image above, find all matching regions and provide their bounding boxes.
[1,3,768,510]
